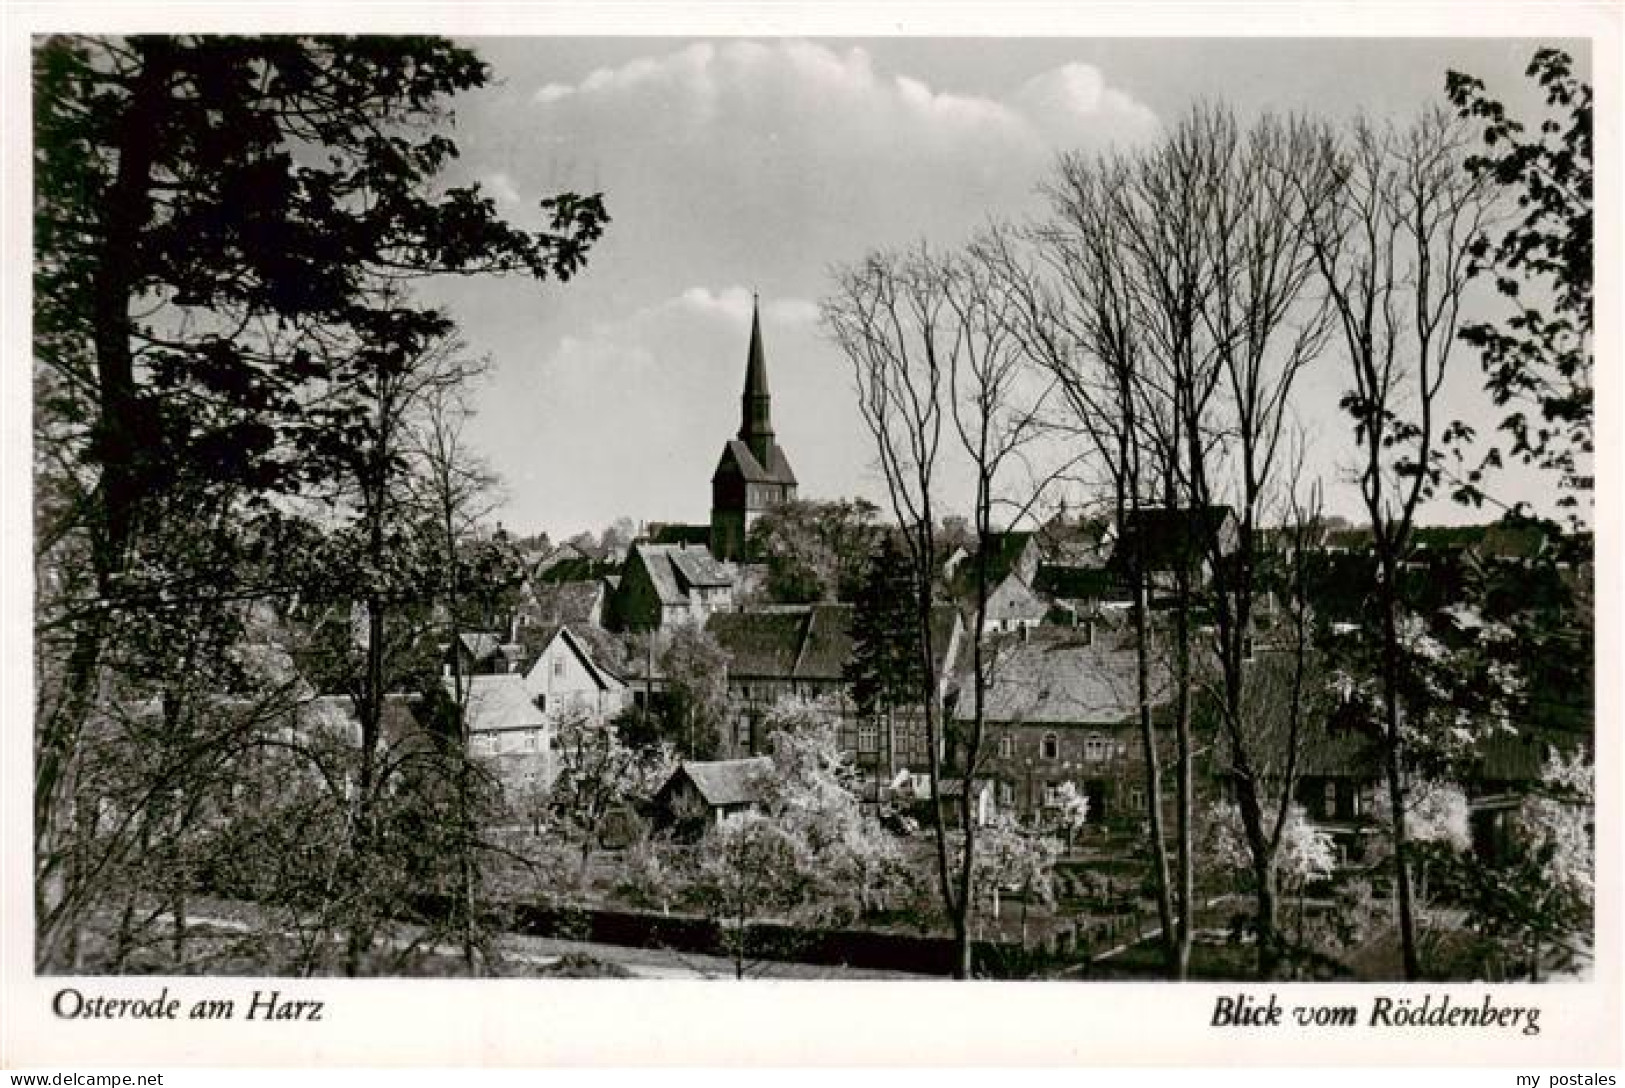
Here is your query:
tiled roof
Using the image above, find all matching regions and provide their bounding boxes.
[670,547,733,588]
[530,580,604,626]
[965,629,1170,726]
[1033,565,1119,601]
[707,609,808,677]
[796,604,857,679]
[648,523,712,547]
[457,631,503,662]
[631,543,734,606]
[707,603,960,684]
[457,674,545,734]
[676,757,774,807]
[717,438,798,486]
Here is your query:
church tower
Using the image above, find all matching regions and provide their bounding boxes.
[710,297,798,561]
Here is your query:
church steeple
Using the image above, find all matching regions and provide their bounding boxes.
[710,294,797,563]
[739,293,776,468]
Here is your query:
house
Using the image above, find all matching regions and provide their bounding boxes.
[1035,505,1113,569]
[519,578,608,632]
[710,300,798,561]
[944,530,1048,634]
[460,673,553,801]
[958,625,1171,824]
[611,541,736,631]
[705,602,964,777]
[651,756,774,835]
[520,624,631,723]
[979,571,1049,634]
[447,631,525,677]
[454,625,631,802]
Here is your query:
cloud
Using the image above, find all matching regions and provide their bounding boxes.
[450,42,1162,536]
[480,285,866,536]
[527,41,1154,160]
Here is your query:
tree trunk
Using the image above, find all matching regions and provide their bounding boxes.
[1133,578,1178,974]
[1377,563,1422,980]
[1173,567,1194,981]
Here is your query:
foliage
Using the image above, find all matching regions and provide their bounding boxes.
[685,812,813,978]
[655,623,732,759]
[32,33,607,971]
[1446,49,1592,504]
[968,813,1060,918]
[1048,781,1091,843]
[550,712,668,882]
[746,498,882,603]
[1201,800,1334,896]
[755,699,912,921]
[846,533,928,721]
[1442,748,1593,979]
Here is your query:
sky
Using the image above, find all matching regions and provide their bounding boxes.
[417,37,1593,540]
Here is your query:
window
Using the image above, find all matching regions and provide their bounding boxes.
[858,721,879,753]
[998,734,1014,759]
[552,656,566,679]
[1084,733,1109,762]
[997,781,1014,808]
[535,694,547,713]
[1042,782,1062,808]
[1041,733,1060,760]
[1322,781,1337,818]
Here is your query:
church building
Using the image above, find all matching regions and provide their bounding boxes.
[710,299,798,561]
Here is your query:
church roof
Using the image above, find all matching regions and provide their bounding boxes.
[715,437,798,487]
[744,301,770,403]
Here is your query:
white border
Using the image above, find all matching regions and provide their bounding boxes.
[2,0,1619,1068]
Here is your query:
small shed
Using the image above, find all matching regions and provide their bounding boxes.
[651,757,773,835]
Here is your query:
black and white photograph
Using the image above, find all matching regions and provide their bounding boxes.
[5,3,1618,1073]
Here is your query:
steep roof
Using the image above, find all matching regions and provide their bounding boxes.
[675,756,774,808]
[744,301,771,404]
[629,542,735,606]
[1033,565,1120,602]
[457,673,545,734]
[715,437,798,487]
[669,546,733,588]
[457,631,503,663]
[707,609,808,676]
[648,523,712,547]
[796,603,858,678]
[706,602,960,683]
[529,580,604,627]
[965,628,1170,726]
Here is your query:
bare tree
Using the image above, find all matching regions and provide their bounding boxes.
[1181,110,1339,977]
[1109,109,1228,979]
[409,362,501,974]
[1302,108,1490,979]
[824,240,1058,978]
[993,181,1182,975]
